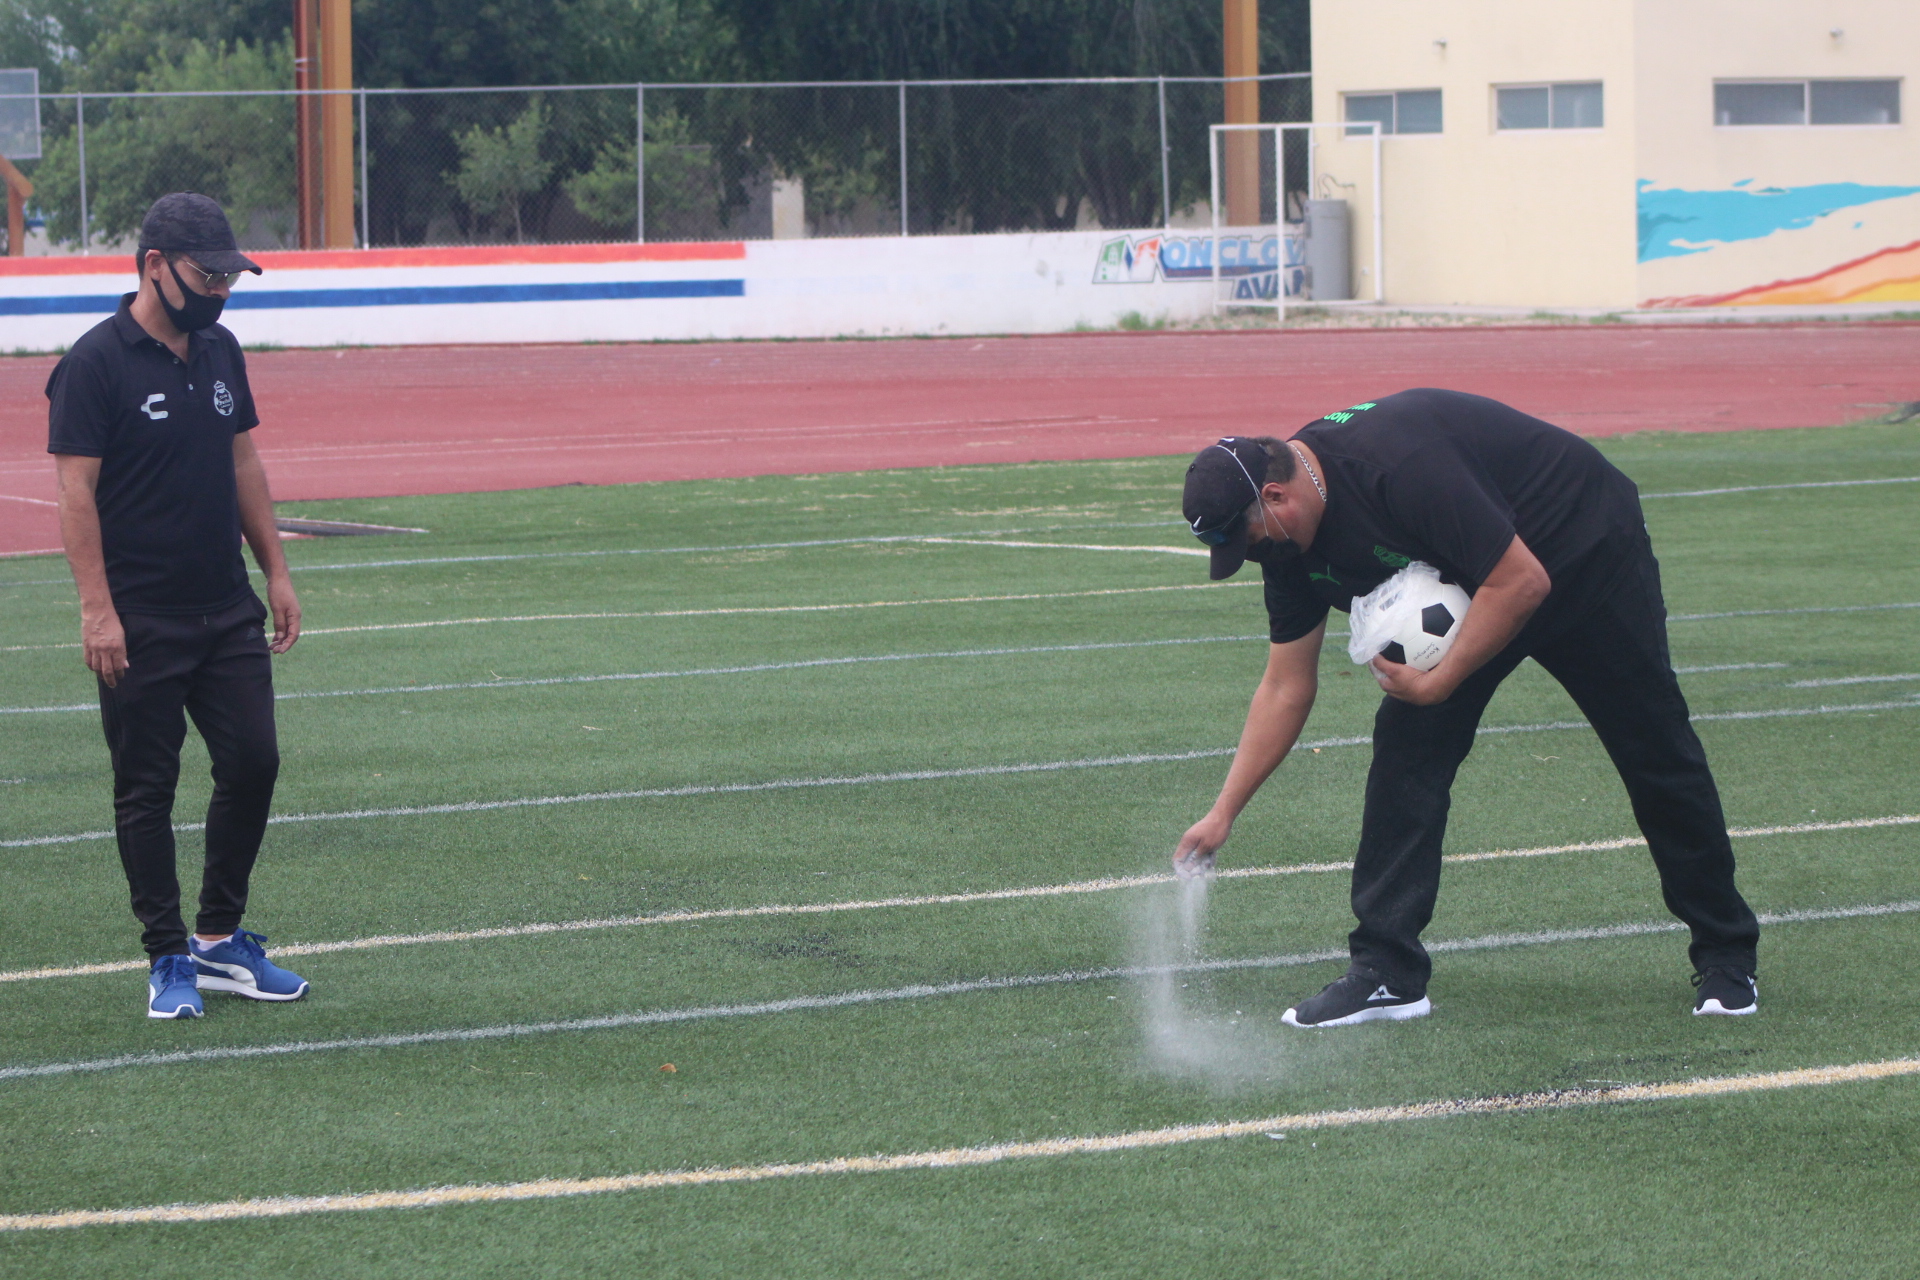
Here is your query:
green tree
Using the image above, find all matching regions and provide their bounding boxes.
[449,100,553,241]
[567,108,769,241]
[29,36,293,247]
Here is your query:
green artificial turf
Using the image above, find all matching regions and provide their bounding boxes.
[1,419,1918,1277]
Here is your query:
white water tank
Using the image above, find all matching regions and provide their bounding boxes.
[1305,199,1350,301]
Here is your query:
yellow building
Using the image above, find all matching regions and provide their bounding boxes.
[1309,0,1919,308]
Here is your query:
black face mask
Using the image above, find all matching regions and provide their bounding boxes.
[159,260,227,332]
[1245,535,1303,566]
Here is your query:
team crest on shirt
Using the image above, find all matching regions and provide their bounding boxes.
[213,381,235,416]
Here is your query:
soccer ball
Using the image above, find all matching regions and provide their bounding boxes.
[1348,563,1472,673]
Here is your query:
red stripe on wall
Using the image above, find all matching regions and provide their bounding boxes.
[0,241,746,279]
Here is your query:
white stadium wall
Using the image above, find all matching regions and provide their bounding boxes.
[0,229,1281,350]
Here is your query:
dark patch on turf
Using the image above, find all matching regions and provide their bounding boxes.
[726,931,864,968]
[1557,1045,1763,1083]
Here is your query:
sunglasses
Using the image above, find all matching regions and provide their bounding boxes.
[173,259,245,290]
[1192,512,1247,547]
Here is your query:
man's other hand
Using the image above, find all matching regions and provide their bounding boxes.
[1369,655,1456,705]
[82,605,130,687]
[267,574,302,654]
[1174,813,1232,878]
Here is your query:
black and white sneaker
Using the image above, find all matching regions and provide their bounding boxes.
[1691,966,1757,1016]
[1282,973,1431,1028]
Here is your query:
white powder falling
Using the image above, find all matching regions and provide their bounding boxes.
[1132,872,1290,1088]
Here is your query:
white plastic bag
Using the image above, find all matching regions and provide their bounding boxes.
[1346,561,1470,671]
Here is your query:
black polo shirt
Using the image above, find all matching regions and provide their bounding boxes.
[1262,388,1644,644]
[46,295,260,616]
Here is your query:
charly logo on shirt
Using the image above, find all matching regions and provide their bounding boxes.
[212,381,235,417]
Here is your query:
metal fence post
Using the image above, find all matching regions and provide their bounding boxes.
[645,85,652,247]
[897,81,908,237]
[75,92,88,254]
[1157,76,1171,229]
[358,89,369,248]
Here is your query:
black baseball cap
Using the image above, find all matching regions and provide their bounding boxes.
[1183,436,1272,580]
[137,193,262,276]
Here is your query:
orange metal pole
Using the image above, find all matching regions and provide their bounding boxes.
[1222,0,1261,227]
[0,155,30,255]
[293,0,322,248]
[319,0,355,248]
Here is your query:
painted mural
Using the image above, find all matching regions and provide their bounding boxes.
[1638,180,1920,308]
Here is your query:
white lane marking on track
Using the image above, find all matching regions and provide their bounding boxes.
[0,494,57,506]
[1788,673,1920,688]
[7,1059,1912,1228]
[0,635,1273,715]
[1642,475,1920,499]
[6,1054,1918,1230]
[5,815,1909,984]
[2,900,1913,1086]
[7,698,1917,851]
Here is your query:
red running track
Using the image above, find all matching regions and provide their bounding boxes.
[3,324,1915,556]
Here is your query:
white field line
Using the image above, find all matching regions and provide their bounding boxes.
[7,815,1913,985]
[10,596,1907,654]
[1642,475,1920,499]
[263,520,1184,575]
[0,641,1779,717]
[1788,673,1920,688]
[7,697,1917,854]
[0,635,1271,716]
[296,581,1259,638]
[1669,601,1920,622]
[6,1054,1919,1231]
[2,901,1914,1091]
[918,537,1207,558]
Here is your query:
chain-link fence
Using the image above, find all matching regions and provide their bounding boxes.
[2,74,1309,253]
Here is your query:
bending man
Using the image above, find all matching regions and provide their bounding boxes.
[1174,389,1759,1027]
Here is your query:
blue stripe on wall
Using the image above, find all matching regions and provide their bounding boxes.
[0,278,746,316]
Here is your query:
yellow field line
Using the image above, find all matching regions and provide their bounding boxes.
[5,813,1913,984]
[6,1056,1915,1232]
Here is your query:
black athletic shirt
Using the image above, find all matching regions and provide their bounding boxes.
[1262,388,1643,644]
[46,296,260,616]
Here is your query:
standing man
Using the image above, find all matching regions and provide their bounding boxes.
[49,193,310,1019]
[1174,389,1760,1027]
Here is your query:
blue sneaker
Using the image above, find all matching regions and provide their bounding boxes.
[191,930,309,1002]
[148,954,204,1019]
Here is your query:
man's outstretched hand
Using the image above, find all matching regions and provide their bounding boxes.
[1174,812,1232,878]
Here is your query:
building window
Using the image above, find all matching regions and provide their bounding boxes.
[1715,80,1901,126]
[1496,82,1604,130]
[1344,89,1442,136]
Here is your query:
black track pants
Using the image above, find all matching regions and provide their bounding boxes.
[98,594,280,958]
[1346,533,1760,993]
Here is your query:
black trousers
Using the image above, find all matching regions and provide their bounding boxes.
[1347,531,1760,993]
[98,594,280,958]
